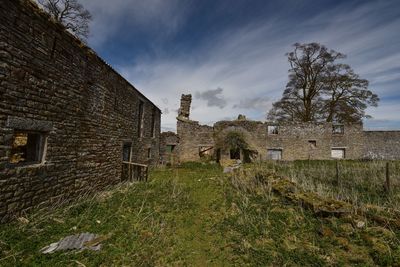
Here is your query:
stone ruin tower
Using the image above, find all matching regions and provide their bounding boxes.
[177,94,192,120]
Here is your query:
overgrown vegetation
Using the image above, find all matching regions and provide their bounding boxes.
[223,164,400,266]
[0,163,229,266]
[254,160,400,209]
[215,130,256,163]
[1,161,399,266]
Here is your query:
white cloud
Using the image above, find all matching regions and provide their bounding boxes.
[195,88,227,109]
[233,96,272,112]
[84,0,400,131]
[364,101,400,130]
[80,0,189,46]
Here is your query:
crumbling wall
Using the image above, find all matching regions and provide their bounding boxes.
[213,121,364,161]
[214,120,266,161]
[177,120,214,162]
[174,93,370,162]
[175,94,214,162]
[0,0,160,222]
[363,131,400,159]
[177,94,192,120]
[176,110,370,162]
[265,122,364,160]
[332,123,364,159]
[159,131,179,164]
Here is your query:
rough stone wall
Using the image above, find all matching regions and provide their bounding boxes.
[265,122,364,160]
[177,94,191,120]
[332,123,364,159]
[175,93,214,162]
[265,122,329,160]
[159,131,179,164]
[363,131,400,159]
[212,121,364,161]
[214,120,266,160]
[174,95,399,162]
[177,120,214,162]
[0,0,160,222]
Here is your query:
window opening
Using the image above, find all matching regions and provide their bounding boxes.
[122,142,132,162]
[10,131,44,165]
[332,125,344,134]
[331,148,345,159]
[199,146,213,158]
[308,140,317,148]
[267,149,282,160]
[166,145,175,153]
[267,125,279,135]
[230,148,241,160]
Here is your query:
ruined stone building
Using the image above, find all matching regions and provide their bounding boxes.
[159,132,179,165]
[160,94,400,163]
[0,0,160,222]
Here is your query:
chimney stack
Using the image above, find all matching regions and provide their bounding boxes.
[178,94,192,120]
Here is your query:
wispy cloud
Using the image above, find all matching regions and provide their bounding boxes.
[82,0,400,131]
[80,0,190,47]
[195,88,227,109]
[233,96,271,111]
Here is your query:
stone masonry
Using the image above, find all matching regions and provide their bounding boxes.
[363,131,400,160]
[159,131,179,165]
[0,0,161,222]
[171,94,400,163]
[176,95,214,162]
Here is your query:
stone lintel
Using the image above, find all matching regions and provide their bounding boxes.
[6,116,54,132]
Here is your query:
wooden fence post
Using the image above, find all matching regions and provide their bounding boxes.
[385,161,390,193]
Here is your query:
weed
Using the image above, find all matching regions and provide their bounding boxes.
[0,162,399,266]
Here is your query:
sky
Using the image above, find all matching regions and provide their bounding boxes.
[79,0,400,132]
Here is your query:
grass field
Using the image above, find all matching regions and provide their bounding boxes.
[257,160,400,208]
[0,161,399,266]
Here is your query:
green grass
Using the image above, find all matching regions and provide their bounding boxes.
[0,161,399,266]
[253,160,400,208]
[222,165,400,266]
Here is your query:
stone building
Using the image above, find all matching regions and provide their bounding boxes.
[169,94,400,163]
[0,0,160,222]
[159,132,179,165]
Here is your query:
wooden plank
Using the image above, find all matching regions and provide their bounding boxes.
[122,161,148,168]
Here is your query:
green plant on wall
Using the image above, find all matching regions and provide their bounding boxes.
[216,131,256,163]
[223,131,249,151]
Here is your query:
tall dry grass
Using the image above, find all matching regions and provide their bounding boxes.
[248,160,400,209]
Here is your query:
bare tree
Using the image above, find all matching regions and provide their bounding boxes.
[38,0,92,41]
[322,63,379,123]
[268,43,379,123]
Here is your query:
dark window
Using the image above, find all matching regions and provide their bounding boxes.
[122,142,132,162]
[267,149,282,160]
[137,100,144,137]
[147,148,151,159]
[230,148,241,160]
[10,132,44,165]
[267,125,279,135]
[166,145,175,153]
[151,108,156,138]
[308,140,317,148]
[332,125,344,134]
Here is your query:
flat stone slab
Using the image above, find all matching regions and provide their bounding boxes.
[40,233,104,254]
[6,116,54,132]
